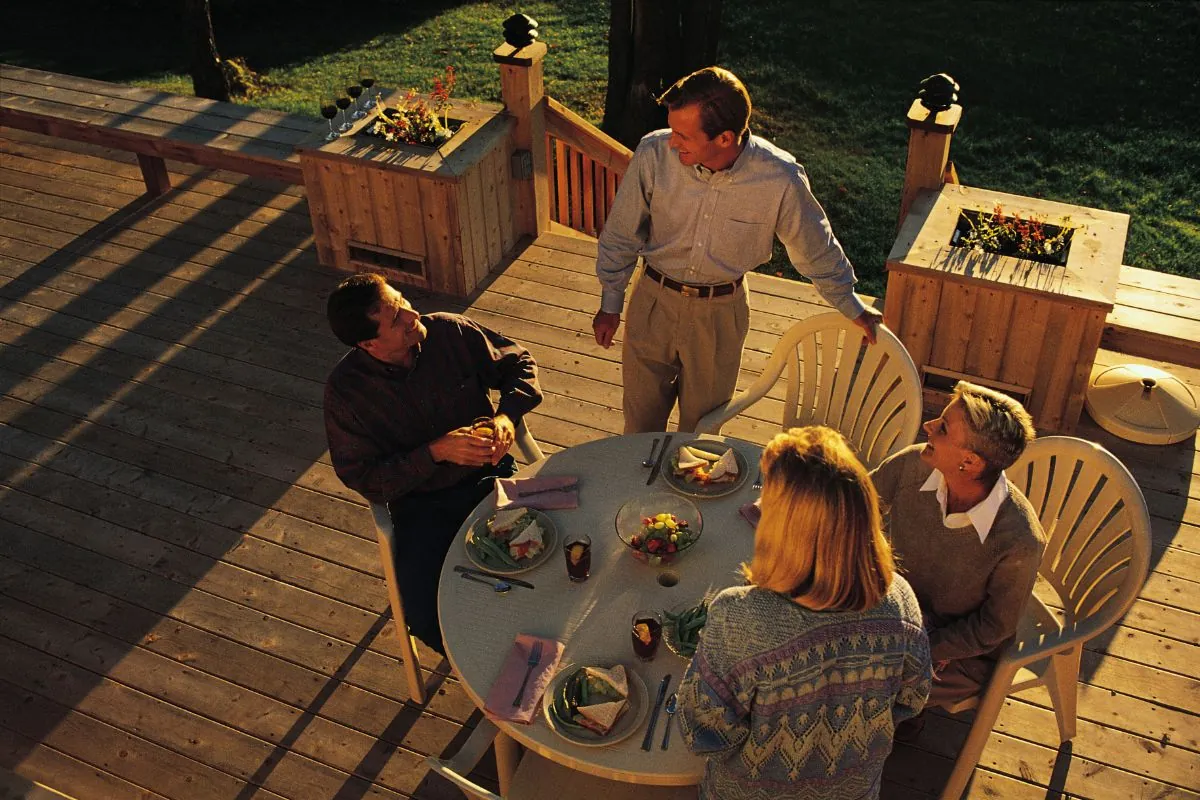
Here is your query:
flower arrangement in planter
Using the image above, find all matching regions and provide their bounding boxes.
[369,66,458,148]
[950,203,1077,267]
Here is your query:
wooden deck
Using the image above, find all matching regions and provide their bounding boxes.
[0,129,1196,800]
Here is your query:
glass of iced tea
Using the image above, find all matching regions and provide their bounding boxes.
[470,416,496,441]
[564,535,591,582]
[631,610,663,661]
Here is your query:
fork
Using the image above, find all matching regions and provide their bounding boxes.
[752,470,763,490]
[511,639,544,707]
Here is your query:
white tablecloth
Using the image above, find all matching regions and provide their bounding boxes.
[438,432,762,785]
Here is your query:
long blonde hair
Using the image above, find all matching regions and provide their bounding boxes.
[743,426,894,612]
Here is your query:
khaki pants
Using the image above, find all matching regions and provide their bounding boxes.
[927,655,994,709]
[620,273,751,434]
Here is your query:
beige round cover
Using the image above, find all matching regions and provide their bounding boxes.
[1085,364,1199,445]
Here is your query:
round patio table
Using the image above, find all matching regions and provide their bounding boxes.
[438,432,762,791]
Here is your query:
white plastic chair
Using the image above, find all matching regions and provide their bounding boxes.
[938,436,1152,800]
[426,719,697,799]
[695,312,922,468]
[371,418,545,706]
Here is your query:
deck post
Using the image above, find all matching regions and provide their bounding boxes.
[898,98,962,227]
[494,32,550,239]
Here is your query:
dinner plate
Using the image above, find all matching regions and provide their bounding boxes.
[541,664,649,748]
[463,509,558,575]
[662,440,750,498]
[663,597,711,660]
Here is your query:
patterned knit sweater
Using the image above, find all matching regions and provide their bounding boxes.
[870,446,1046,663]
[677,580,931,800]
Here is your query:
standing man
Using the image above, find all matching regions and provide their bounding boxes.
[323,273,543,655]
[593,66,881,434]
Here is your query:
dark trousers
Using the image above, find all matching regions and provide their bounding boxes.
[387,456,515,655]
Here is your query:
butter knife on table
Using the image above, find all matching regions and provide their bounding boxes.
[641,674,672,751]
[453,565,535,590]
[646,434,673,486]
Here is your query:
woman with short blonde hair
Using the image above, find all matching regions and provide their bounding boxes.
[678,427,931,800]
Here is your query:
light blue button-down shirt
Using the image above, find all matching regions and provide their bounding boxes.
[596,130,867,320]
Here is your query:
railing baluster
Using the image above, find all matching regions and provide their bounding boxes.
[569,145,584,231]
[554,138,569,226]
[581,154,596,235]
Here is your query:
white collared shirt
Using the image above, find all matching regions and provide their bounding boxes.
[920,469,1009,543]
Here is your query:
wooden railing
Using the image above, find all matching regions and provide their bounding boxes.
[543,97,632,237]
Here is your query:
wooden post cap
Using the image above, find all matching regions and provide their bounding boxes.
[493,40,548,66]
[906,99,962,133]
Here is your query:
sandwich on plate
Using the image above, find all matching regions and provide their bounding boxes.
[574,664,630,735]
[486,509,545,561]
[673,445,739,484]
[549,664,631,737]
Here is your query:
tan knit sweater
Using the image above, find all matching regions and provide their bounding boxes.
[871,446,1046,662]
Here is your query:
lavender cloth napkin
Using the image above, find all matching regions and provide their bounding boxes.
[495,476,579,510]
[739,497,761,528]
[483,634,566,723]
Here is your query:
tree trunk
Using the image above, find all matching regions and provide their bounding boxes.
[601,0,723,150]
[183,0,230,102]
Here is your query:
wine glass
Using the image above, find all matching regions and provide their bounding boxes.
[359,64,377,110]
[319,93,340,141]
[347,77,366,121]
[335,91,353,132]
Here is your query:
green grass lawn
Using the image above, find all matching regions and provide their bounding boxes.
[3,0,1196,298]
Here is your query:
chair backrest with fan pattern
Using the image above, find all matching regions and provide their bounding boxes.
[765,314,921,468]
[1006,436,1151,641]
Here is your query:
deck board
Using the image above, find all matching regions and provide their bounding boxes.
[0,130,1196,799]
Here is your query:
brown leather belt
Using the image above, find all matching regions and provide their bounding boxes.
[644,264,742,298]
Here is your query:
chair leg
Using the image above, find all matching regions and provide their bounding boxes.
[375,528,428,705]
[1044,646,1081,742]
[939,665,1017,800]
[494,729,521,797]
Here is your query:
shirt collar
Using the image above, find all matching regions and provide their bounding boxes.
[919,469,1009,543]
[692,134,755,181]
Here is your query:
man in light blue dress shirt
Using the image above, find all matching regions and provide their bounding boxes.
[593,67,881,434]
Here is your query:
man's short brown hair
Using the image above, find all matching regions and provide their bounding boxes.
[657,66,752,142]
[327,272,387,346]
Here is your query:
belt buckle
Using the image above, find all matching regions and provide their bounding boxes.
[680,285,700,298]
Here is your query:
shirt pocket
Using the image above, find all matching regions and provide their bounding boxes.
[710,216,772,269]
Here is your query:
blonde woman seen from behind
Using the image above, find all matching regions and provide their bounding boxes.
[677,426,931,800]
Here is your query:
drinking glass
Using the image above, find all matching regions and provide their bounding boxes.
[347,77,366,121]
[564,535,591,582]
[319,94,340,141]
[359,64,377,110]
[335,93,353,132]
[631,610,663,661]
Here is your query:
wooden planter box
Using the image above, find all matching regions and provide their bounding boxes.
[297,94,516,297]
[885,183,1129,433]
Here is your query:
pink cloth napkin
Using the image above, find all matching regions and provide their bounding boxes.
[495,476,579,510]
[739,497,761,528]
[484,634,566,723]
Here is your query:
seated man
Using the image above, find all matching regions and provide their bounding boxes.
[323,273,543,655]
[870,381,1045,734]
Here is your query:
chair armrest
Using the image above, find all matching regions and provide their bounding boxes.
[695,395,753,435]
[997,594,1105,668]
[424,719,502,800]
[515,418,544,463]
[370,502,395,549]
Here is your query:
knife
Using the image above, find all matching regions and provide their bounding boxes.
[646,433,673,486]
[641,674,672,751]
[453,565,535,590]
